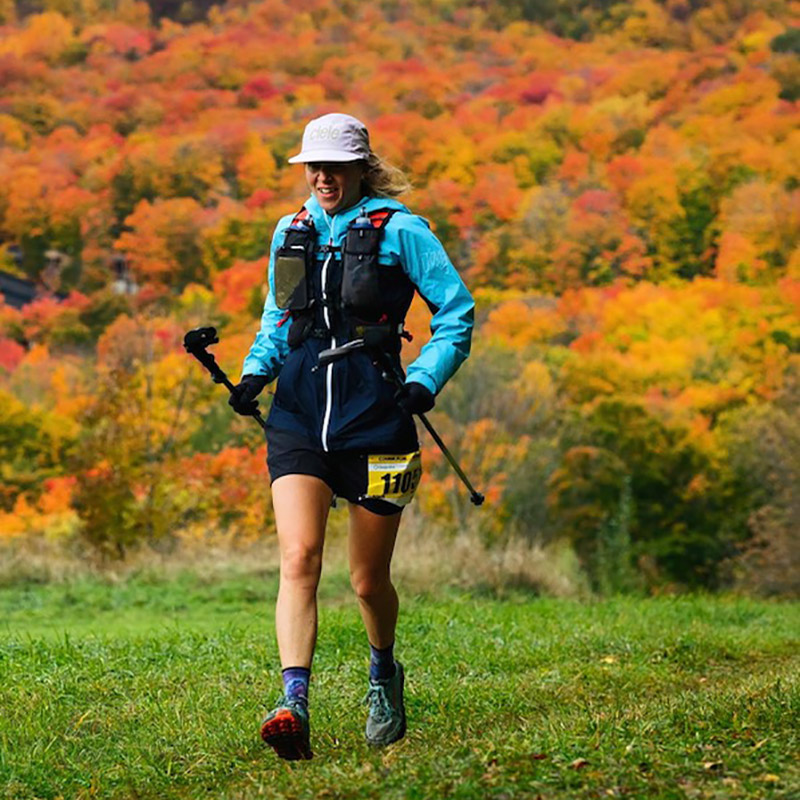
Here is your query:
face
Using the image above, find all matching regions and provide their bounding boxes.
[305,161,365,214]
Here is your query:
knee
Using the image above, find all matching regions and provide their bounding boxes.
[350,568,392,602]
[281,545,323,585]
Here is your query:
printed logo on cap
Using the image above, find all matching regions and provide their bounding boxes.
[309,125,342,142]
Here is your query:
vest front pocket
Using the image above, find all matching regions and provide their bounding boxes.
[274,248,310,310]
[341,226,382,320]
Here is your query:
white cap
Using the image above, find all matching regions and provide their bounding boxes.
[287,113,371,164]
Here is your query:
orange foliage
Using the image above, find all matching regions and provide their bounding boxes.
[0,0,798,564]
[212,258,267,315]
[483,299,564,348]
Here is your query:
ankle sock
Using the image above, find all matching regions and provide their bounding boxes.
[282,666,310,704]
[369,642,396,681]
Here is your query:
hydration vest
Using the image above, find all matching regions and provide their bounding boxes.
[273,205,415,349]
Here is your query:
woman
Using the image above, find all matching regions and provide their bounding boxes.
[230,112,474,760]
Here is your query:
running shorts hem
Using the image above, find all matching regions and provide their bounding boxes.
[266,426,418,517]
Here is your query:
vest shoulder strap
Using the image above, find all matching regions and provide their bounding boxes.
[289,205,402,231]
[363,208,398,230]
[289,207,312,227]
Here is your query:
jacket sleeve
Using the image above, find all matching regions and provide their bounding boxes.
[240,222,291,380]
[397,215,475,395]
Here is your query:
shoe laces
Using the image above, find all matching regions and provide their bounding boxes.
[363,682,393,723]
[277,694,307,715]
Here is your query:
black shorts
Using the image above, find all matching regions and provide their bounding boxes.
[265,426,421,517]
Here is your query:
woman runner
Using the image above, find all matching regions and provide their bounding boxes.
[230,113,474,760]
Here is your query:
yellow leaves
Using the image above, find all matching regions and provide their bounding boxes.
[0,508,26,538]
[577,92,655,160]
[675,384,746,418]
[600,51,683,100]
[0,114,26,149]
[478,130,562,188]
[237,134,279,197]
[483,299,564,348]
[115,0,151,28]
[51,362,91,421]
[197,199,273,278]
[115,134,225,206]
[514,361,556,416]
[549,278,798,419]
[625,170,683,228]
[699,70,778,117]
[622,0,684,48]
[787,248,800,281]
[0,12,75,63]
[419,132,478,184]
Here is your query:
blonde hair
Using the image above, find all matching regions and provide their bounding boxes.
[361,152,412,198]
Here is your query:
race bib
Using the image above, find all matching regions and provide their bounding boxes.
[366,451,422,507]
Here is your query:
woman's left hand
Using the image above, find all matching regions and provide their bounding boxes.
[395,382,435,415]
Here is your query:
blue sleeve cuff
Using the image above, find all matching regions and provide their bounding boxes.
[405,371,438,396]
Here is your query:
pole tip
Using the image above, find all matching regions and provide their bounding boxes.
[471,492,485,507]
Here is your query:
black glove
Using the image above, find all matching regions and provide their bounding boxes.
[395,381,435,415]
[228,374,269,415]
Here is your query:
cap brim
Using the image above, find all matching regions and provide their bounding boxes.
[287,150,367,164]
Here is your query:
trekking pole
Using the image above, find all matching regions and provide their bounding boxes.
[183,326,267,431]
[317,341,485,506]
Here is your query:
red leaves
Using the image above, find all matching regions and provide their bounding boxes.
[239,75,280,104]
[0,338,25,374]
[520,72,561,105]
[574,190,619,217]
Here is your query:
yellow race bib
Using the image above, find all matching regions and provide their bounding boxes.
[366,451,422,507]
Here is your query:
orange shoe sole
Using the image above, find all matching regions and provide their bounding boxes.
[260,709,313,761]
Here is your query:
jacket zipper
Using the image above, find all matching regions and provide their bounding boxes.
[320,210,336,452]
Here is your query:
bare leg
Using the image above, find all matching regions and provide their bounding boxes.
[271,474,333,668]
[348,504,402,648]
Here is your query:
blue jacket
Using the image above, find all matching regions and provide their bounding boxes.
[241,193,474,451]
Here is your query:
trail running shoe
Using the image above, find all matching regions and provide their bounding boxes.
[364,661,406,747]
[260,696,312,761]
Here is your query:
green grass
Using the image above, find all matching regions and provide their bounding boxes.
[1,568,798,799]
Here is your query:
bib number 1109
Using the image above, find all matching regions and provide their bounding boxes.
[366,451,422,507]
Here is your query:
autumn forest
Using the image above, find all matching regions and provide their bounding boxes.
[0,0,798,593]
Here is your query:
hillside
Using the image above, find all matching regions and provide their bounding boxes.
[0,0,798,592]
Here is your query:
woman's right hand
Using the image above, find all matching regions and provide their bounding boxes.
[229,374,270,415]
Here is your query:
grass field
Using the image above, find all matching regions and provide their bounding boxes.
[1,559,798,800]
